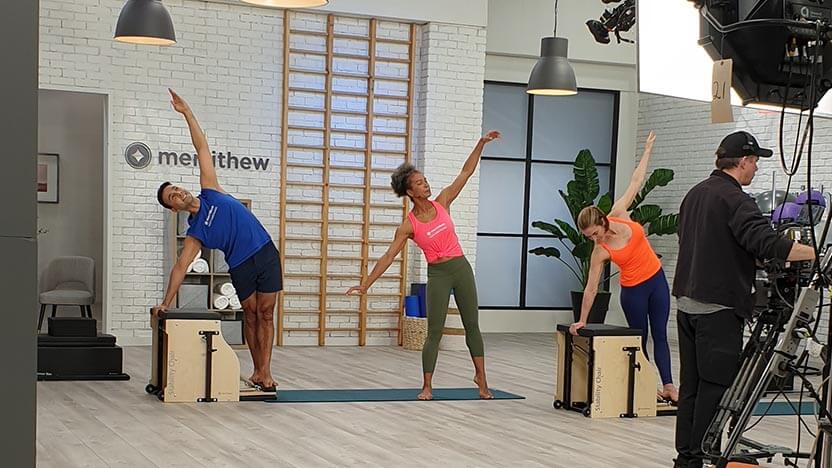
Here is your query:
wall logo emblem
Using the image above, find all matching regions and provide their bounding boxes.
[125,142,152,169]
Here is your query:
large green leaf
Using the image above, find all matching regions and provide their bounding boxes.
[555,219,582,246]
[530,221,566,239]
[647,214,679,236]
[528,246,562,258]
[629,168,675,210]
[571,240,594,261]
[597,192,613,214]
[566,180,587,203]
[574,149,600,201]
[559,189,584,222]
[630,204,662,225]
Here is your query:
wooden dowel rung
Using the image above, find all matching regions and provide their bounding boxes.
[288,88,325,95]
[374,76,410,83]
[373,130,407,137]
[332,90,370,98]
[289,47,327,56]
[284,199,325,205]
[289,29,328,37]
[375,38,411,45]
[374,56,411,64]
[373,94,409,101]
[287,105,324,114]
[289,67,327,75]
[332,32,370,41]
[331,109,368,116]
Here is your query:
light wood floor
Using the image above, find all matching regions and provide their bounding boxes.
[37,334,821,467]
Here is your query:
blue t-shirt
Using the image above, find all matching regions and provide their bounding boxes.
[186,189,271,270]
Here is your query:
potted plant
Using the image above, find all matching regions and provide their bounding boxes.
[529,148,678,322]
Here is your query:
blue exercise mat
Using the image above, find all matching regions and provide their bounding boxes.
[264,387,524,403]
[753,400,816,416]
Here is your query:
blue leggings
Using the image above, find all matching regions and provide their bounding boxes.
[620,268,673,385]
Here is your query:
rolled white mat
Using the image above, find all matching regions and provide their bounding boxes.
[228,294,241,310]
[191,258,209,273]
[215,282,235,296]
[212,293,230,310]
[186,251,203,272]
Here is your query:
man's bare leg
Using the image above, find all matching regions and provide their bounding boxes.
[255,291,277,388]
[241,295,261,383]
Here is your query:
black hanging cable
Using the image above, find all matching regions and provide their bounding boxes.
[779,50,795,175]
[804,24,822,279]
[776,52,798,226]
[700,8,827,35]
[553,0,558,36]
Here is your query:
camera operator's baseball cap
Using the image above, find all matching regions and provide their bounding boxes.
[716,131,773,159]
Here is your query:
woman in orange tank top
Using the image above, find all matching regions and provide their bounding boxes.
[572,131,678,403]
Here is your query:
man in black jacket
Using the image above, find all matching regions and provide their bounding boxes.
[672,131,816,468]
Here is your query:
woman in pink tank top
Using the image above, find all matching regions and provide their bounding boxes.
[347,130,501,401]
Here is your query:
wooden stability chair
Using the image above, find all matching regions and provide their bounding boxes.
[146,309,274,403]
[554,323,676,418]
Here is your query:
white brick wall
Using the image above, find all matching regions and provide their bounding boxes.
[41,0,487,345]
[40,0,282,345]
[637,93,830,343]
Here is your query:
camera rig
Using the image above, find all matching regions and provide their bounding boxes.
[702,220,832,467]
[586,0,636,45]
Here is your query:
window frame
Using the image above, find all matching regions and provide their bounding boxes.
[477,80,620,310]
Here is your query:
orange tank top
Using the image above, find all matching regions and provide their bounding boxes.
[599,216,662,287]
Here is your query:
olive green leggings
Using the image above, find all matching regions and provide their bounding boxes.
[422,256,484,373]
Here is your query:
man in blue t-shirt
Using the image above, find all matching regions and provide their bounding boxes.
[152,89,282,392]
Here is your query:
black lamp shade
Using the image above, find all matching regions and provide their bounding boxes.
[241,0,329,7]
[114,0,176,46]
[527,37,577,96]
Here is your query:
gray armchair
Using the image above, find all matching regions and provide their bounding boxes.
[38,256,95,332]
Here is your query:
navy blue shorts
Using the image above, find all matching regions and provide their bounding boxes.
[229,242,283,302]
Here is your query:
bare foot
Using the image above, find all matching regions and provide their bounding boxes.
[417,387,433,400]
[474,375,493,400]
[249,371,279,390]
[261,376,279,388]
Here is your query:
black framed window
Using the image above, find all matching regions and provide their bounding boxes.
[476,81,619,309]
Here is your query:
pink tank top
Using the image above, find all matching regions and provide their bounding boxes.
[407,200,464,264]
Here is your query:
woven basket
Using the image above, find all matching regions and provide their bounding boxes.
[402,316,427,351]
